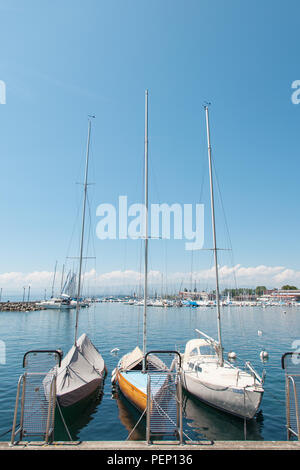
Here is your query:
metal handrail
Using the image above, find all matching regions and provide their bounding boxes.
[145,351,183,445]
[10,374,25,445]
[10,370,57,445]
[282,352,300,440]
[145,350,182,369]
[286,375,300,440]
[281,351,300,370]
[23,349,63,368]
[245,361,263,384]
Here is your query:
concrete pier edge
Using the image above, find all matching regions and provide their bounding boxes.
[0,440,299,450]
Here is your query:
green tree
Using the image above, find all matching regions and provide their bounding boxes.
[281,285,298,290]
[255,286,267,296]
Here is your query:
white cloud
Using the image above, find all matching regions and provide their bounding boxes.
[1,264,300,295]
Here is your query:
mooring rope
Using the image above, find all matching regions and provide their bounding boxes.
[55,399,73,441]
[126,407,147,441]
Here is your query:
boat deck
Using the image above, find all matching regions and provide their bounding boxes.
[120,371,167,395]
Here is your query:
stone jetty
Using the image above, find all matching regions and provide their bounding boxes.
[0,302,45,312]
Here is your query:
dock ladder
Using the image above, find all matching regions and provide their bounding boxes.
[10,349,62,445]
[145,350,183,445]
[282,351,300,440]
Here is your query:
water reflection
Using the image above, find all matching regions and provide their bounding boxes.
[112,384,264,443]
[112,389,145,440]
[54,383,105,441]
[182,391,264,441]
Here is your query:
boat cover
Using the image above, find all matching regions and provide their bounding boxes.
[119,346,167,371]
[44,333,105,407]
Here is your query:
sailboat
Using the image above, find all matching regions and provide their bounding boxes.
[181,105,264,420]
[112,90,167,412]
[45,118,106,407]
[37,296,74,310]
[37,262,75,310]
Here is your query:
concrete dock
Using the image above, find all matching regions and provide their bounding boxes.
[0,440,299,450]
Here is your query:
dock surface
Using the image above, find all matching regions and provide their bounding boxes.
[1,440,299,450]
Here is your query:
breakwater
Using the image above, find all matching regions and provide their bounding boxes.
[0,302,45,312]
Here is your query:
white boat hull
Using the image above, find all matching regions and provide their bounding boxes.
[39,303,74,310]
[36,299,75,310]
[182,371,263,419]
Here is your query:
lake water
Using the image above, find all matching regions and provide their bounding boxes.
[0,303,298,442]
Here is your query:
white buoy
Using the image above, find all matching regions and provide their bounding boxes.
[228,351,237,360]
[258,330,263,336]
[260,350,269,360]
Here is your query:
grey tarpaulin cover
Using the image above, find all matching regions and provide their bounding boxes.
[44,333,105,407]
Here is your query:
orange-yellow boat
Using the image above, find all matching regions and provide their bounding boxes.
[113,346,168,412]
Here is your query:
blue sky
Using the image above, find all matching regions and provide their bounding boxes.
[1,0,300,295]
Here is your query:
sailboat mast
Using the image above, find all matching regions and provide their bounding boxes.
[74,118,92,345]
[51,260,57,298]
[204,105,223,366]
[143,89,149,371]
[60,263,65,295]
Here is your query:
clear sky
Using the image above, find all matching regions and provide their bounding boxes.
[1,0,300,295]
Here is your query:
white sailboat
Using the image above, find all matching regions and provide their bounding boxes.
[37,262,75,310]
[47,118,106,407]
[37,296,74,310]
[181,105,264,419]
[113,91,167,412]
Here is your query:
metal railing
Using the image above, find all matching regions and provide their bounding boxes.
[10,350,62,445]
[282,352,300,440]
[145,351,183,444]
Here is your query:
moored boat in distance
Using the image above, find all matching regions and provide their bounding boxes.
[36,294,75,310]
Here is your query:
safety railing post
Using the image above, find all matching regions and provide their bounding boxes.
[146,375,151,444]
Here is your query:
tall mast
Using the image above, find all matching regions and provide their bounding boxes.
[60,264,65,295]
[51,260,57,298]
[74,118,92,345]
[204,105,223,366]
[142,89,149,371]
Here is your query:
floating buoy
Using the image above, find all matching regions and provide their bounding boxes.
[228,351,237,360]
[258,330,263,336]
[260,350,269,361]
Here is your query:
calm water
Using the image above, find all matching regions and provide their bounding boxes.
[0,303,298,442]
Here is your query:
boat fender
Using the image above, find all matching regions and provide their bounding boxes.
[111,368,117,384]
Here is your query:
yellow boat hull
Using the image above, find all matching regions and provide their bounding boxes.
[117,370,147,412]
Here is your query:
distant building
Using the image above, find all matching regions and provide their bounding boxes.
[257,289,300,302]
[179,291,209,301]
[270,290,300,301]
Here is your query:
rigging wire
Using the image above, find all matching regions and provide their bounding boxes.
[212,157,238,290]
[211,156,246,335]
